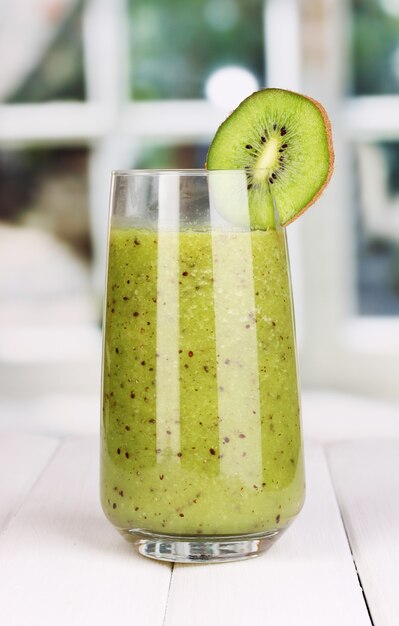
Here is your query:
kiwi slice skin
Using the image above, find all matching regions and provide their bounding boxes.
[206,88,334,229]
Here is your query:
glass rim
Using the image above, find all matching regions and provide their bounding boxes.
[111,168,268,177]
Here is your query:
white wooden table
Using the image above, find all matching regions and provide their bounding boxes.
[0,391,399,626]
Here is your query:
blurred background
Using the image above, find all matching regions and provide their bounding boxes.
[0,0,398,426]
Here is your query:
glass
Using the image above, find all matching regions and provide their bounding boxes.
[5,4,85,103]
[0,147,92,328]
[100,170,304,563]
[355,142,399,315]
[128,0,264,99]
[134,144,208,169]
[0,147,90,253]
[350,0,399,96]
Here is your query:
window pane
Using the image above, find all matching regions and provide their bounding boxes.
[128,0,265,99]
[355,142,399,315]
[350,0,399,95]
[2,4,85,103]
[134,144,207,168]
[0,148,94,327]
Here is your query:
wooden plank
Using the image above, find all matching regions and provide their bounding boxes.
[327,440,399,626]
[0,437,171,626]
[0,394,99,437]
[0,431,59,532]
[302,391,399,443]
[164,443,372,626]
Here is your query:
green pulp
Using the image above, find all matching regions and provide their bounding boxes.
[101,226,304,536]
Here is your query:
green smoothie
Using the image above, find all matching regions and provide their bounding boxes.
[101,225,304,536]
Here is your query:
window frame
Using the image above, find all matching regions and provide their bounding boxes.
[297,0,399,401]
[1,0,398,399]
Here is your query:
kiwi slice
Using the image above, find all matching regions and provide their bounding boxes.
[206,88,334,229]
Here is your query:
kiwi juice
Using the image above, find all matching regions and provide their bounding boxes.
[101,225,304,537]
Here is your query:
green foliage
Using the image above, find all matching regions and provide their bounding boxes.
[351,0,399,95]
[7,1,85,103]
[128,0,264,99]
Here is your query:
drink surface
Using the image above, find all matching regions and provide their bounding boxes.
[101,225,304,536]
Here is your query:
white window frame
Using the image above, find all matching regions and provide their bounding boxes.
[297,0,399,401]
[1,0,398,400]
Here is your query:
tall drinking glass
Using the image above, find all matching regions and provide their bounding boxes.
[101,170,304,563]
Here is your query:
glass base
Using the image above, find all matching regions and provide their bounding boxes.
[121,528,287,563]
